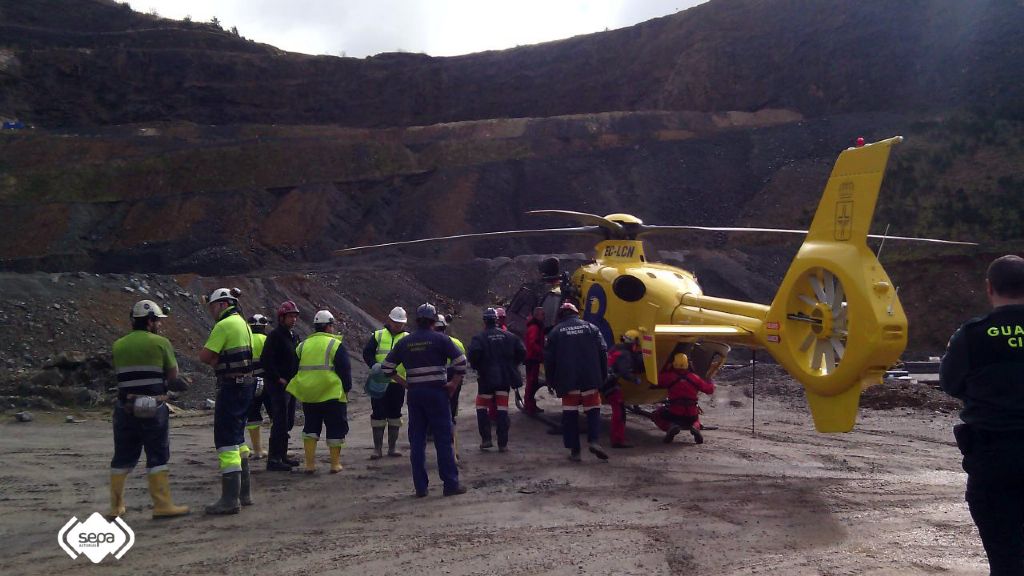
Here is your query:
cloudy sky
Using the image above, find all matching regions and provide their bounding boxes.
[125,1,707,58]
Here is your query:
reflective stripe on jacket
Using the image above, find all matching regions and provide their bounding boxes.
[287,332,347,403]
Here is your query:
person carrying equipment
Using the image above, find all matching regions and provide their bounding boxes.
[468,308,526,452]
[109,300,189,519]
[544,302,609,462]
[604,329,643,449]
[523,307,546,415]
[245,314,271,459]
[262,300,301,471]
[199,287,256,515]
[381,303,468,497]
[652,353,714,444]
[941,254,1024,575]
[362,306,409,460]
[287,310,352,474]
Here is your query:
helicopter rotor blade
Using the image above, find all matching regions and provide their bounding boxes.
[333,226,603,255]
[526,210,625,235]
[638,225,976,246]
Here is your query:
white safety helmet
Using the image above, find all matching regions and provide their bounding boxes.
[248,314,270,327]
[313,310,336,325]
[207,287,241,305]
[435,314,448,327]
[131,299,168,319]
[388,306,408,323]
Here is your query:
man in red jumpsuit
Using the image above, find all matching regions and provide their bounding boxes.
[523,307,545,414]
[604,330,643,448]
[653,353,714,444]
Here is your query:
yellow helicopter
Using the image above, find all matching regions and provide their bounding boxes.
[336,137,973,432]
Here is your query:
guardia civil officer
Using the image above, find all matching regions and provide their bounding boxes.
[245,314,271,459]
[199,287,255,515]
[467,308,526,451]
[544,302,609,462]
[381,303,468,497]
[363,306,409,459]
[109,300,189,519]
[287,310,352,474]
[941,254,1024,575]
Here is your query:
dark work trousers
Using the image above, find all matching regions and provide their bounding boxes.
[214,383,254,449]
[302,400,349,443]
[247,388,273,425]
[267,379,297,460]
[476,389,510,446]
[963,434,1024,576]
[407,386,459,494]
[371,382,406,421]
[560,389,601,452]
[111,402,170,472]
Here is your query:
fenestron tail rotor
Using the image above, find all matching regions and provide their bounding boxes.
[791,268,848,375]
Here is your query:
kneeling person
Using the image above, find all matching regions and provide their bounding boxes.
[110,300,189,519]
[653,353,714,444]
[288,310,352,474]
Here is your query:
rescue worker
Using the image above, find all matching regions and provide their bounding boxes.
[287,310,352,474]
[940,254,1024,575]
[468,308,526,452]
[262,300,301,471]
[604,330,643,449]
[381,303,468,497]
[653,353,714,444]
[199,287,255,515]
[523,306,546,415]
[109,300,189,519]
[362,306,408,460]
[245,314,271,459]
[434,314,465,423]
[544,302,609,462]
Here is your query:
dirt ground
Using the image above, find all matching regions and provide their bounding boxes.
[0,370,988,576]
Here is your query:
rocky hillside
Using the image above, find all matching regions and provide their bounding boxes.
[2,0,1023,127]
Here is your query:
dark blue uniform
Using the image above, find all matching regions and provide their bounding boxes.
[941,304,1024,575]
[382,329,467,495]
[544,314,608,456]
[468,326,526,448]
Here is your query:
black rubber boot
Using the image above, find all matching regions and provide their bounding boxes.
[239,459,253,506]
[690,426,704,445]
[205,472,241,515]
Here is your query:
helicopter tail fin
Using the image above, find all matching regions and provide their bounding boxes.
[762,137,908,432]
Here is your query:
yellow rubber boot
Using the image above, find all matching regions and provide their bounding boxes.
[147,470,190,519]
[329,446,343,474]
[247,427,267,459]
[303,437,318,474]
[108,473,128,519]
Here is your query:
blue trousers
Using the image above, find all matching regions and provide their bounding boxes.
[407,387,459,493]
[215,383,254,449]
[111,402,169,472]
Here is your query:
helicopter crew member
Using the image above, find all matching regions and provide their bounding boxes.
[468,308,527,452]
[940,254,1024,576]
[654,353,714,444]
[362,306,409,460]
[544,302,609,462]
[381,303,468,497]
[199,288,256,515]
[109,300,189,519]
[604,330,643,449]
[288,310,352,474]
[523,307,546,415]
[262,300,301,472]
[245,314,271,460]
[434,314,465,423]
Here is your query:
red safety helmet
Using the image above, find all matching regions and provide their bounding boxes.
[277,300,300,319]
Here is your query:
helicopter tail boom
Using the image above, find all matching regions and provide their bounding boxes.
[760,136,908,432]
